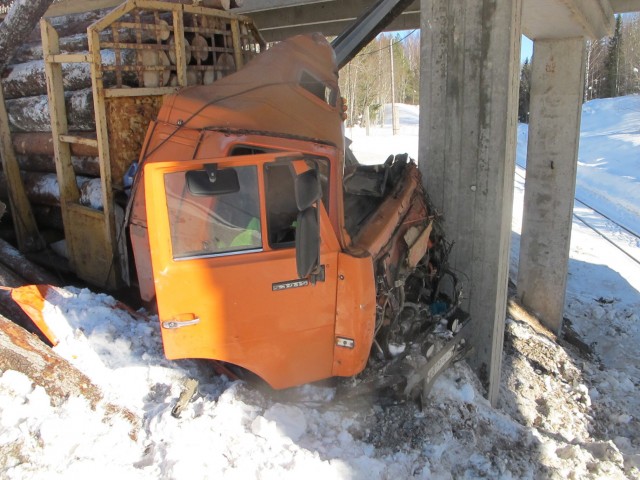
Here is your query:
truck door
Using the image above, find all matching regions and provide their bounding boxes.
[143,153,341,389]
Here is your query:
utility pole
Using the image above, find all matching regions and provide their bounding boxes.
[364,105,370,135]
[584,42,591,102]
[378,40,384,126]
[389,38,399,135]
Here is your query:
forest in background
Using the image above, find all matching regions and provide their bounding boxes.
[519,14,640,122]
[338,32,420,128]
[338,14,640,127]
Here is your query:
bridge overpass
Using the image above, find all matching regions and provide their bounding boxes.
[236,0,640,404]
[237,0,636,41]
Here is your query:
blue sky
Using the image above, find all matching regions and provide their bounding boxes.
[390,31,534,64]
[521,36,533,63]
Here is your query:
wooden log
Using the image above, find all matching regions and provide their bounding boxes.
[3,59,93,100]
[0,260,23,288]
[18,5,240,58]
[77,177,103,210]
[0,205,69,242]
[138,49,171,87]
[202,53,236,85]
[0,238,59,284]
[25,8,119,43]
[3,49,139,99]
[0,312,105,406]
[126,0,238,9]
[188,69,202,85]
[12,131,98,157]
[13,24,171,64]
[0,262,32,335]
[160,0,231,8]
[0,0,56,71]
[190,33,210,63]
[0,171,102,209]
[133,18,170,42]
[11,33,88,64]
[0,290,37,337]
[203,68,215,85]
[168,35,192,65]
[203,52,235,84]
[0,300,139,437]
[0,170,61,206]
[26,19,95,45]
[32,205,64,230]
[5,88,95,132]
[0,52,43,252]
[14,154,100,177]
[170,72,201,86]
[204,0,231,9]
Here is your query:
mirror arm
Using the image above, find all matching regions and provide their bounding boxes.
[204,163,218,183]
[309,203,323,284]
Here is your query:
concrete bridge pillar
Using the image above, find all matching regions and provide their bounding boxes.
[419,0,522,404]
[517,38,587,336]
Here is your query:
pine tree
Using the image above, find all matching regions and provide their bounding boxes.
[604,15,623,98]
[518,58,532,123]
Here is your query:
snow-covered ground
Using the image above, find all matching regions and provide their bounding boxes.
[1,97,639,479]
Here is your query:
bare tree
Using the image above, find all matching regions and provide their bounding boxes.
[584,38,609,100]
[584,14,640,100]
[403,33,420,105]
[338,33,421,128]
[620,13,640,95]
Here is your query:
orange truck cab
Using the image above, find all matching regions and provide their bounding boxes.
[128,34,438,389]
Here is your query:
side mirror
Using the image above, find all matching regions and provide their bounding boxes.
[295,207,320,278]
[293,169,321,210]
[291,160,322,279]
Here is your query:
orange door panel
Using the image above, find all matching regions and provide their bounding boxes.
[144,154,340,389]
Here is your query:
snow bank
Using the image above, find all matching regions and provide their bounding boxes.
[519,95,640,238]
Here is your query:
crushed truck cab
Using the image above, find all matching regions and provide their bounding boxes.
[142,151,376,388]
[129,34,465,392]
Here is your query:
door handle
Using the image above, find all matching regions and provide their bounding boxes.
[162,313,200,329]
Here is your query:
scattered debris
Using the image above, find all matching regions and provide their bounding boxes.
[171,378,199,418]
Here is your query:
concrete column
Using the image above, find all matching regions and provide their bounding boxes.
[419,0,522,405]
[517,38,586,336]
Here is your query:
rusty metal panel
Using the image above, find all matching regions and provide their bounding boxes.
[105,95,164,187]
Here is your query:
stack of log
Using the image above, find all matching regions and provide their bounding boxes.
[0,0,256,243]
[0,3,258,417]
[3,3,250,128]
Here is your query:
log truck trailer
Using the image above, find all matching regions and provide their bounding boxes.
[128,0,470,399]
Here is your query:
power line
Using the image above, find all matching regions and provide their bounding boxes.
[353,30,418,58]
